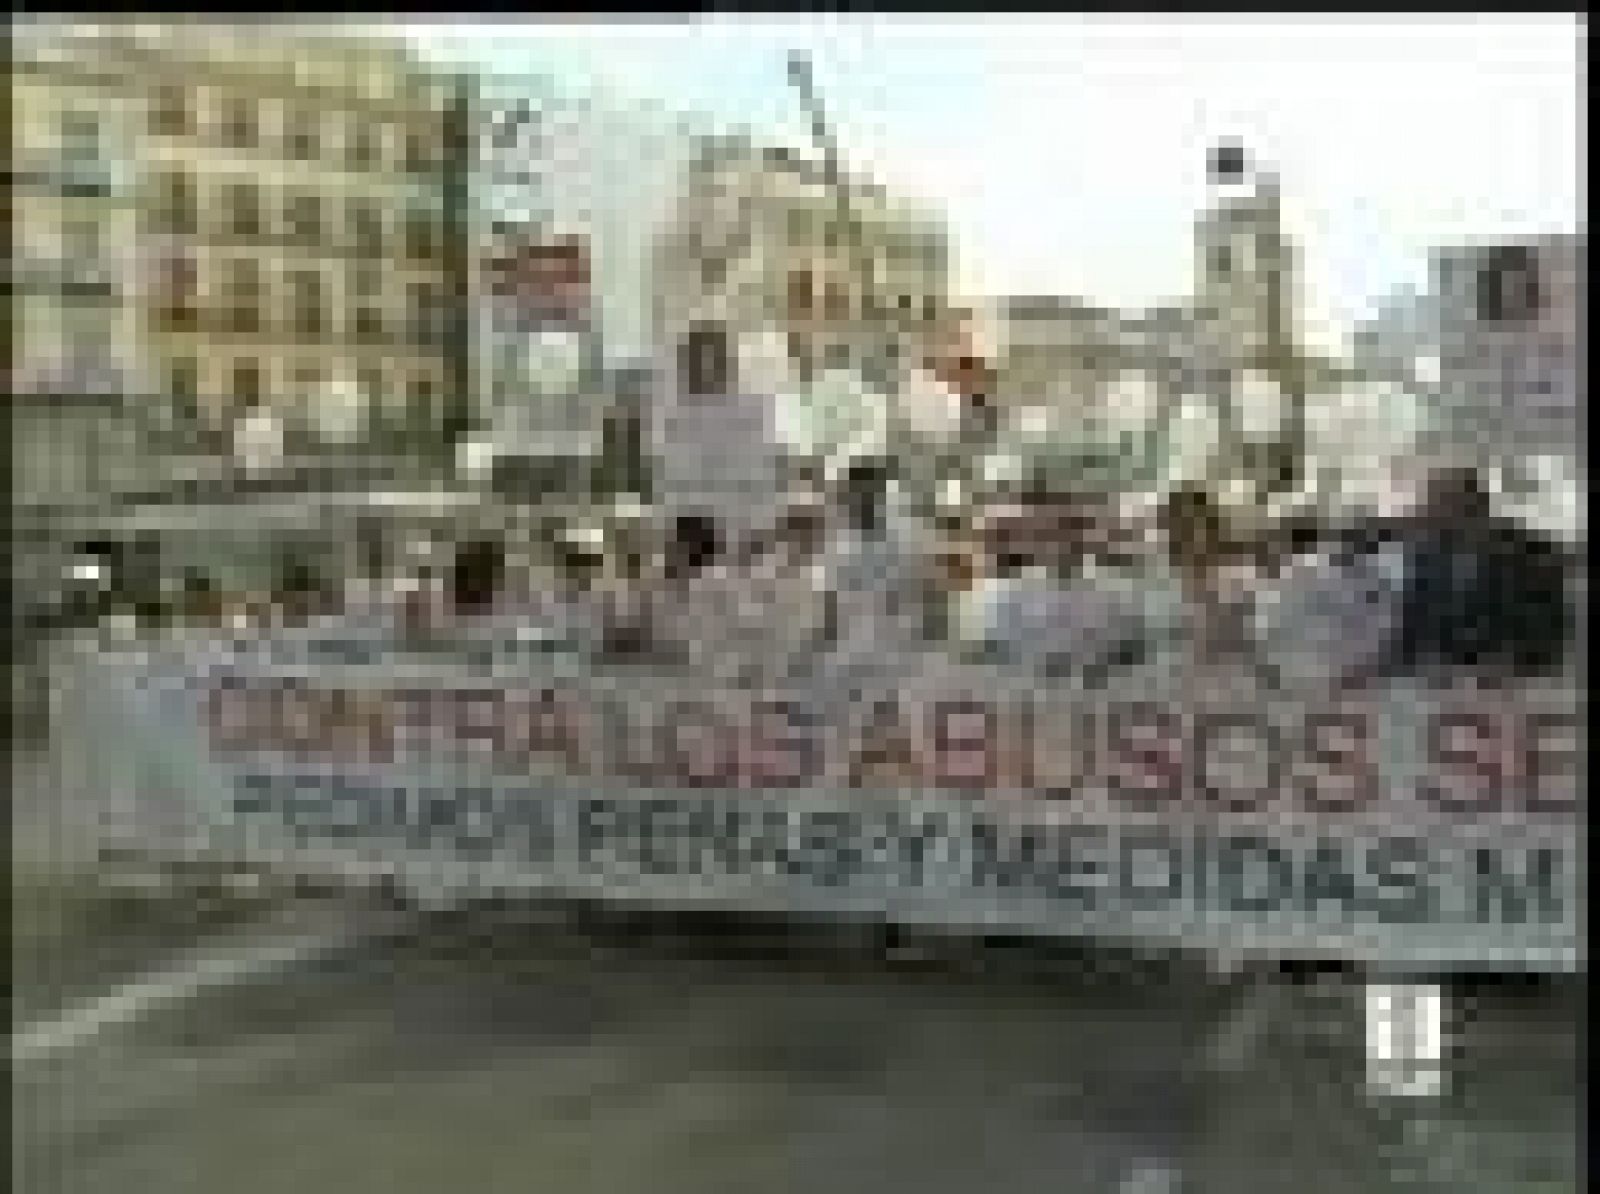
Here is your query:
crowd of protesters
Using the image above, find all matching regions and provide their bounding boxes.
[57,456,1578,696]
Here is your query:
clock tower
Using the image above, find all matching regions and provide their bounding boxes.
[1193,140,1296,371]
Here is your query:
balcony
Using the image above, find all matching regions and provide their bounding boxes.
[12,357,130,399]
[350,314,396,347]
[404,237,450,266]
[402,180,448,209]
[10,155,127,199]
[405,317,455,351]
[145,208,200,237]
[152,305,203,333]
[7,255,122,300]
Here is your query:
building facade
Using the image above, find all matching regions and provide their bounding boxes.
[647,134,955,529]
[12,22,471,459]
[133,23,468,450]
[464,71,728,503]
[11,23,168,504]
[1431,235,1584,472]
[652,136,952,391]
[1351,286,1446,388]
[10,25,147,404]
[980,144,1348,501]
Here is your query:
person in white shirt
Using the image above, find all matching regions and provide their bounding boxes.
[614,513,726,667]
[1253,526,1403,692]
[737,499,834,676]
[815,460,927,667]
[960,492,1189,682]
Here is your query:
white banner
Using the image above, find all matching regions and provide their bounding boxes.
[63,638,1584,972]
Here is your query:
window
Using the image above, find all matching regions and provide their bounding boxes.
[224,181,263,235]
[155,252,198,323]
[57,110,103,159]
[284,192,322,242]
[403,128,436,174]
[404,210,440,260]
[223,258,263,332]
[358,365,385,404]
[698,238,737,289]
[352,265,385,340]
[150,84,192,136]
[166,357,200,421]
[406,284,428,342]
[354,304,387,340]
[1208,245,1234,280]
[218,96,257,148]
[1476,245,1542,324]
[151,172,197,233]
[679,324,732,397]
[407,282,447,345]
[231,359,263,409]
[287,269,327,336]
[409,373,437,417]
[822,279,851,321]
[284,108,320,161]
[293,363,325,397]
[351,263,382,299]
[493,102,533,150]
[348,200,384,254]
[347,120,383,169]
[63,308,110,357]
[60,216,103,261]
[787,269,816,319]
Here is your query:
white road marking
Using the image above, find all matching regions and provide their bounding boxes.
[1205,973,1292,1073]
[1117,1158,1184,1194]
[10,909,401,1066]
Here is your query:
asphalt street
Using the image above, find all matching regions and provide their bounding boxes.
[11,891,1585,1194]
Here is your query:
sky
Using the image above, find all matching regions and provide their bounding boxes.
[403,15,1583,354]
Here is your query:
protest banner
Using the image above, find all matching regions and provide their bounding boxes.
[61,635,1583,973]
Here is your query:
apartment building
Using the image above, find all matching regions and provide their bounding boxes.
[10,24,163,503]
[10,24,146,401]
[107,22,466,450]
[653,135,952,391]
[1432,235,1583,464]
[647,134,955,530]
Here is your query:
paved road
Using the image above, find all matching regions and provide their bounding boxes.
[12,900,1584,1194]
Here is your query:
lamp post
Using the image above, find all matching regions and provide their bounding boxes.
[785,52,915,487]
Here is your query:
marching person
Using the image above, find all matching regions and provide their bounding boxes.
[598,512,727,666]
[1159,483,1230,659]
[815,458,927,665]
[929,521,986,649]
[1253,511,1405,693]
[544,525,612,653]
[1358,466,1575,686]
[271,550,335,628]
[447,536,507,617]
[711,497,836,678]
